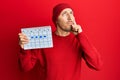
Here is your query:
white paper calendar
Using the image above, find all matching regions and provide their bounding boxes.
[21,26,53,50]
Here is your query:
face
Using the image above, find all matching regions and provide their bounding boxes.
[56,8,75,32]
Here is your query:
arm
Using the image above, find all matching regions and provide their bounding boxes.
[18,48,39,72]
[18,33,45,72]
[77,32,103,70]
[71,22,103,70]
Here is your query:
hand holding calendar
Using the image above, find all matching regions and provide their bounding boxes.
[19,33,29,49]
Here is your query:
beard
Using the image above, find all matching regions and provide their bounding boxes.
[57,21,73,32]
[60,25,72,32]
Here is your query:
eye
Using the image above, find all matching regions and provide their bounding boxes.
[62,11,67,16]
[70,11,73,15]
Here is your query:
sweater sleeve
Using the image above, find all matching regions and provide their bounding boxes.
[76,32,103,70]
[18,48,44,72]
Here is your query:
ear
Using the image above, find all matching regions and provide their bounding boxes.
[55,20,58,24]
[54,21,58,27]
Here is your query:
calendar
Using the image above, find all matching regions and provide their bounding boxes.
[21,26,53,50]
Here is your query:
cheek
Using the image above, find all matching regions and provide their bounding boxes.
[72,16,75,21]
[61,17,67,22]
[59,20,66,26]
[58,18,67,24]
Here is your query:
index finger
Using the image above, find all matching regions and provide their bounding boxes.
[73,20,77,25]
[18,33,27,37]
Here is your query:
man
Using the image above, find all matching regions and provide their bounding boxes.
[18,3,103,80]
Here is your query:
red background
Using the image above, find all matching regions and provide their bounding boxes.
[0,0,120,80]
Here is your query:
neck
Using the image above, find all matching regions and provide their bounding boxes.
[55,27,70,37]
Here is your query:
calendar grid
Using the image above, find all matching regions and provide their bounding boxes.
[21,26,53,50]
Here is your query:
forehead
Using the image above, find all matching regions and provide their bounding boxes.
[60,8,73,13]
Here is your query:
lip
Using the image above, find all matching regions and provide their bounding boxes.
[67,21,73,25]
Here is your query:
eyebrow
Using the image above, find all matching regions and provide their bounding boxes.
[62,11,67,15]
[62,10,73,15]
[70,10,73,14]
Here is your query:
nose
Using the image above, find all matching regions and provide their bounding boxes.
[67,13,72,20]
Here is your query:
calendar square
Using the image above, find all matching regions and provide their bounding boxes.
[21,26,53,50]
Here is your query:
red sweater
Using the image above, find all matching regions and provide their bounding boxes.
[18,32,102,80]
